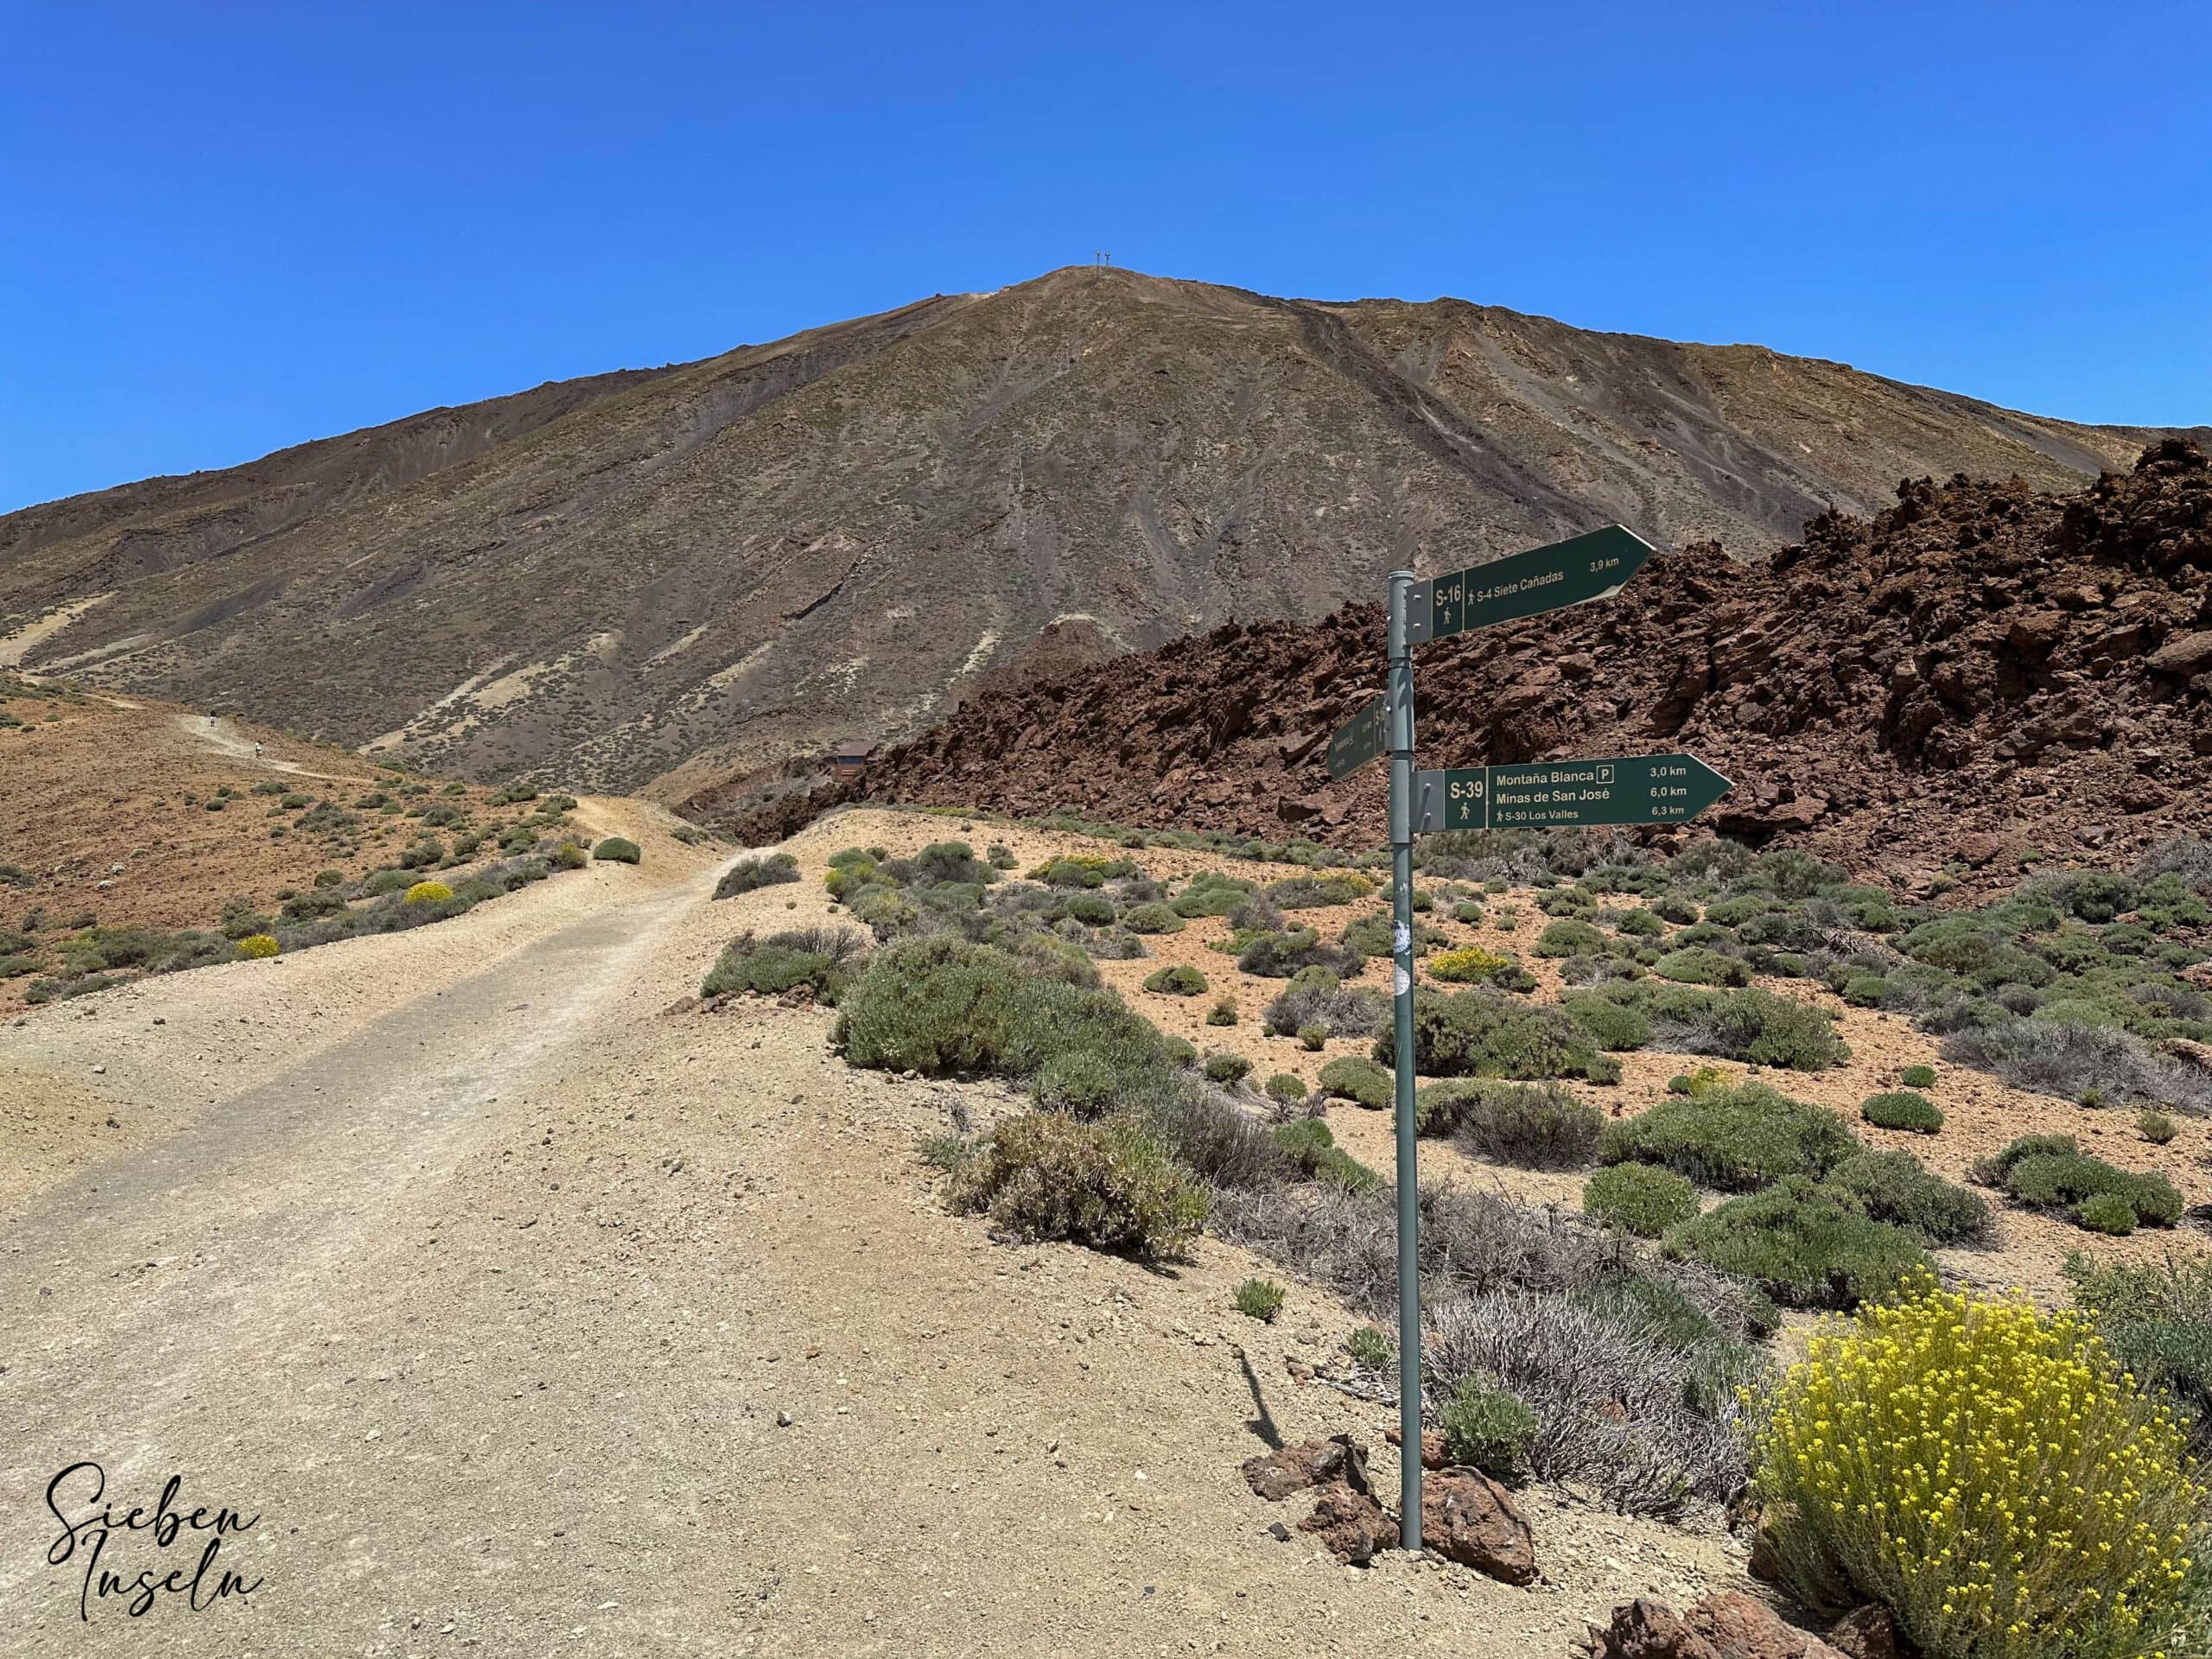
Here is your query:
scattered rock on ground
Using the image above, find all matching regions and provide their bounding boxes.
[1580,1592,1847,1659]
[1298,1480,1398,1565]
[1382,1423,1450,1469]
[1824,1605,1910,1659]
[1421,1465,1536,1585]
[1241,1433,1370,1501]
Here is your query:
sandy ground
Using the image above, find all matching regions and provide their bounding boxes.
[0,677,637,1013]
[0,805,1754,1656]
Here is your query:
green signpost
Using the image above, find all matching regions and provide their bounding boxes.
[1408,524,1654,642]
[1419,754,1731,831]
[1326,694,1389,780]
[1326,524,1729,1554]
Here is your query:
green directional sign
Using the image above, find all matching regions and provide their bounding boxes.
[1418,753,1730,831]
[1410,524,1655,642]
[1327,695,1389,779]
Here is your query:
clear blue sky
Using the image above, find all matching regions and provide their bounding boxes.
[3,1,2207,514]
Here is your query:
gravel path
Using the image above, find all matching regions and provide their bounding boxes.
[0,806,1738,1656]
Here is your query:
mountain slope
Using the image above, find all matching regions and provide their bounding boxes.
[0,267,2185,802]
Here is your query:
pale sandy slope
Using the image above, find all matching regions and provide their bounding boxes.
[0,805,1739,1657]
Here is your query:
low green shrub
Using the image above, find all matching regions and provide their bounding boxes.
[1141,963,1208,996]
[1821,1149,1991,1247]
[2067,1253,2212,1453]
[1202,1051,1252,1085]
[1411,1077,1484,1135]
[1265,873,1373,909]
[1344,1325,1395,1370]
[1599,1083,1859,1191]
[1666,1065,1731,1096]
[1860,1090,1943,1133]
[1559,991,1652,1051]
[1664,1179,1933,1309]
[1630,982,1847,1071]
[1899,1063,1937,1089]
[2140,1109,2180,1145]
[1534,918,1609,957]
[1170,873,1253,917]
[1974,1133,2183,1229]
[1318,1055,1393,1110]
[1268,1118,1379,1192]
[1436,1376,1538,1478]
[1205,995,1237,1027]
[1058,890,1116,926]
[1262,969,1386,1042]
[1033,1050,1119,1117]
[1840,975,1892,1007]
[1452,1083,1605,1170]
[549,842,588,870]
[2075,1192,2138,1236]
[1655,946,1751,988]
[832,936,1170,1096]
[1582,1164,1700,1238]
[1236,926,1363,978]
[703,926,864,1001]
[1374,988,1619,1084]
[1233,1277,1287,1322]
[1122,901,1185,934]
[949,1111,1206,1256]
[1014,933,1101,988]
[1263,1072,1307,1103]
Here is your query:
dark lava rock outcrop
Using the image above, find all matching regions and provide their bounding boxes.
[845,442,2212,880]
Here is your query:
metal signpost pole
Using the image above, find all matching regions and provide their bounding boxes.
[1322,526,1702,1555]
[1385,569,1422,1551]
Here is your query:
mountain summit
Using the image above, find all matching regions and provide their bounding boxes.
[0,267,2183,801]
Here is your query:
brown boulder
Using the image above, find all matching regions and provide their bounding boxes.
[1826,1605,1910,1659]
[1298,1480,1397,1564]
[1584,1594,1847,1659]
[1584,1599,1724,1659]
[1382,1422,1450,1469]
[1685,1591,1845,1659]
[2166,1037,2212,1076]
[1240,1433,1368,1501]
[2147,630,2212,678]
[1421,1466,1535,1584]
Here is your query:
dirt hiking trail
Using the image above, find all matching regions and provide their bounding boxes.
[173,711,353,780]
[0,807,1738,1656]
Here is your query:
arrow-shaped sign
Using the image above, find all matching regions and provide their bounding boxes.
[1408,524,1656,643]
[1416,753,1731,831]
[1326,694,1389,779]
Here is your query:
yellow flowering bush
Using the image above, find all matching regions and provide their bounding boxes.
[403,880,454,906]
[1429,945,1512,983]
[234,933,280,959]
[1754,1282,2210,1659]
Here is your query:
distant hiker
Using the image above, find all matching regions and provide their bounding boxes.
[253,741,263,759]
